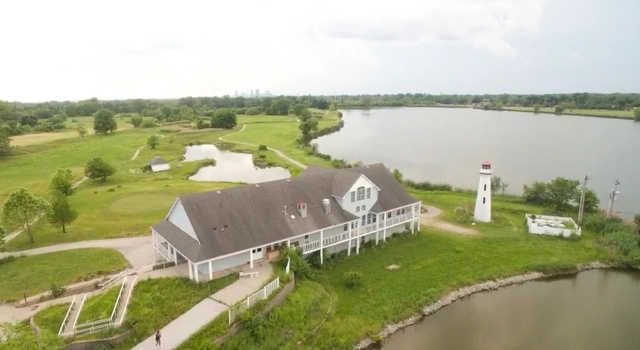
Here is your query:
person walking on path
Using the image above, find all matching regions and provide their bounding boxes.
[155,329,162,347]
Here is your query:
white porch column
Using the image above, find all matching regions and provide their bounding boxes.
[383,211,387,242]
[209,260,213,280]
[417,202,422,229]
[320,230,324,265]
[287,240,291,248]
[375,231,379,245]
[188,261,193,280]
[411,205,415,234]
[356,222,360,254]
[173,247,178,265]
[194,263,200,283]
[249,249,254,269]
[347,222,352,256]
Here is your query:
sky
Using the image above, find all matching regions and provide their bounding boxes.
[1,0,639,102]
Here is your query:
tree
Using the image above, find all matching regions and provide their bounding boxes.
[76,125,87,137]
[50,168,74,196]
[634,214,640,235]
[19,115,38,127]
[47,191,78,233]
[147,135,159,149]
[0,128,10,156]
[523,182,549,205]
[131,115,143,128]
[634,108,640,122]
[93,109,117,134]
[393,169,404,183]
[491,176,509,195]
[85,157,115,183]
[2,188,48,243]
[582,189,600,213]
[211,109,237,129]
[546,177,580,211]
[298,117,318,144]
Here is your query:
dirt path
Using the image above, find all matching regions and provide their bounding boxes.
[421,205,479,235]
[219,124,307,169]
[131,145,144,160]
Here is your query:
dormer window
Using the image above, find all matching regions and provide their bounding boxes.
[357,186,365,201]
[366,188,371,199]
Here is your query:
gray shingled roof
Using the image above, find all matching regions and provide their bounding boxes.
[150,156,168,166]
[153,163,418,262]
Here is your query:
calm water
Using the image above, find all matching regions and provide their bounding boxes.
[316,108,640,217]
[183,144,290,183]
[383,270,640,350]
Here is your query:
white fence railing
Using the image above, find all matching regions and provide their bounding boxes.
[228,277,280,325]
[60,276,137,338]
[58,296,77,336]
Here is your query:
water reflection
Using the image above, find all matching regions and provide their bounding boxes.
[184,144,290,183]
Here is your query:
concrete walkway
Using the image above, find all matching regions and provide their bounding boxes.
[0,236,153,268]
[219,124,307,170]
[421,205,479,235]
[133,262,273,350]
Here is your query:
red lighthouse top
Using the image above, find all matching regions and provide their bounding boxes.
[481,162,491,170]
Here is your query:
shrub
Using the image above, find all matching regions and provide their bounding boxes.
[280,247,313,280]
[344,271,362,289]
[454,206,473,224]
[130,115,143,128]
[141,120,156,128]
[258,144,267,151]
[633,108,640,122]
[245,313,267,342]
[211,109,237,129]
[405,180,452,191]
[50,284,65,298]
[196,119,209,129]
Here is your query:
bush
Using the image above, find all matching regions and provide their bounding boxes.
[130,115,143,128]
[245,313,267,342]
[211,109,237,129]
[405,180,452,191]
[344,271,362,289]
[196,119,209,129]
[280,247,313,280]
[633,108,640,122]
[141,120,156,128]
[454,206,473,224]
[50,284,65,298]
[258,144,267,151]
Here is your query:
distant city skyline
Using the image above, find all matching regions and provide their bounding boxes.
[2,0,639,102]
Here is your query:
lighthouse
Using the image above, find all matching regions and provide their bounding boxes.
[474,162,492,222]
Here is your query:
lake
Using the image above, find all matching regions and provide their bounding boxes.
[316,108,640,217]
[183,144,290,183]
[382,269,640,350]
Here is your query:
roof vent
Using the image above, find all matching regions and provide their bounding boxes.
[216,191,221,194]
[255,184,260,188]
[290,214,296,220]
[322,198,331,215]
[297,202,308,218]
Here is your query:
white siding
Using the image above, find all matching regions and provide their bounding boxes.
[151,163,170,172]
[339,175,379,216]
[167,200,199,242]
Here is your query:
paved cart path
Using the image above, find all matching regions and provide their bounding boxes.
[133,263,272,350]
[421,205,479,235]
[0,236,152,268]
[219,124,307,169]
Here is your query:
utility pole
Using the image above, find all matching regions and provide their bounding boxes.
[577,175,589,226]
[607,179,621,218]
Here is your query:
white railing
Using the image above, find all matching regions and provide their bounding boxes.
[60,276,137,338]
[58,296,76,336]
[228,277,280,325]
[285,257,290,274]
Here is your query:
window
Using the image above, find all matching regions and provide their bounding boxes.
[367,214,371,224]
[401,208,405,214]
[387,212,392,218]
[351,191,356,202]
[372,215,377,223]
[357,186,365,201]
[484,184,487,191]
[343,224,348,231]
[362,216,366,225]
[356,206,360,212]
[361,205,366,211]
[366,188,371,199]
[304,235,309,240]
[483,197,486,204]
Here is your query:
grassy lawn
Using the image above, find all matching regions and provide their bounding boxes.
[34,302,69,335]
[77,285,121,324]
[0,248,129,302]
[112,274,238,349]
[214,190,608,349]
[503,106,633,119]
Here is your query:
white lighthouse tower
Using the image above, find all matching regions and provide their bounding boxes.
[473,161,492,222]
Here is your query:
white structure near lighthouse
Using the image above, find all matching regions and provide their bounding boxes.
[473,161,492,222]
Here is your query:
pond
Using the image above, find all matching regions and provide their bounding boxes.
[183,144,290,183]
[382,270,640,350]
[316,108,640,217]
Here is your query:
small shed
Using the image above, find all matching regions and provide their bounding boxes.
[150,156,170,172]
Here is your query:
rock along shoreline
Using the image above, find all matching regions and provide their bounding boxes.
[355,261,611,349]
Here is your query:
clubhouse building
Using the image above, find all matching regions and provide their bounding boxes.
[151,164,421,282]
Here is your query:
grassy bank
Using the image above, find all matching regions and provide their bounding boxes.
[34,302,69,335]
[501,106,634,119]
[212,190,608,349]
[0,248,129,301]
[77,285,121,324]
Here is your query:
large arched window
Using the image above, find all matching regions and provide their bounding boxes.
[357,186,365,201]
